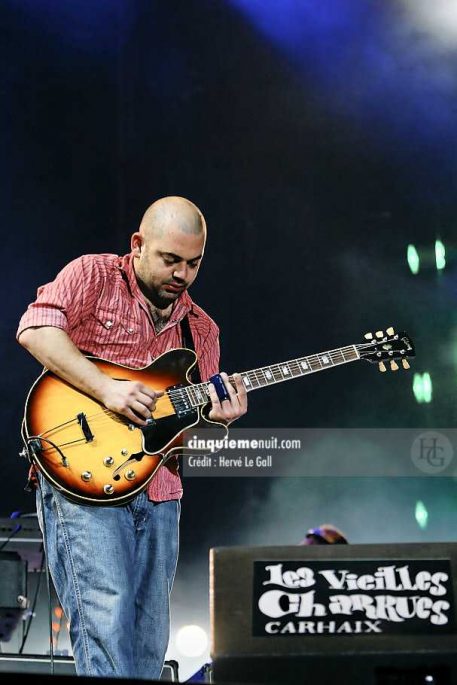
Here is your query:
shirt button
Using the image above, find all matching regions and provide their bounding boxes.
[127,327,134,334]
[106,320,113,329]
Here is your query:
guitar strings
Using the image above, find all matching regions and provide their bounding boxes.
[167,345,361,403]
[167,340,405,401]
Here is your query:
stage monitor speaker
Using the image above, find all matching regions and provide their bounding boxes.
[0,655,179,681]
[210,542,457,685]
[0,552,27,642]
[0,654,75,675]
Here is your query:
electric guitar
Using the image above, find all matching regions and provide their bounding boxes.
[21,327,415,506]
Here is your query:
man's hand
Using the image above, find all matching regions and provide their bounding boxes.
[100,377,164,426]
[207,372,247,424]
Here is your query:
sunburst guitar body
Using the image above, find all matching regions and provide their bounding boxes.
[22,349,226,506]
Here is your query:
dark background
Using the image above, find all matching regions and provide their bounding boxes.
[2,0,457,672]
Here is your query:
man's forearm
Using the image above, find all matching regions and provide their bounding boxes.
[18,327,111,402]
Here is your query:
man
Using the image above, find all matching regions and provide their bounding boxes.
[17,196,247,679]
[300,523,348,545]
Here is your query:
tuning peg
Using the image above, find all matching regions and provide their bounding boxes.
[378,362,387,373]
[390,360,399,371]
[386,327,395,335]
[375,330,384,338]
[364,332,373,340]
[401,359,410,370]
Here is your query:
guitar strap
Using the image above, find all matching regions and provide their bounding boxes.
[180,315,202,383]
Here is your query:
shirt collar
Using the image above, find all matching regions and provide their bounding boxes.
[119,252,194,321]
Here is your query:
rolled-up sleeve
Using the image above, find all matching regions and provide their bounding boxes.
[17,255,101,339]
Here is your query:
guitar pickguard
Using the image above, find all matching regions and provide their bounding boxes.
[141,409,200,454]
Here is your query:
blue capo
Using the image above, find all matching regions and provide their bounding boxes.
[209,373,230,402]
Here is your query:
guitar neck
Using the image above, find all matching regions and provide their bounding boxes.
[186,344,360,407]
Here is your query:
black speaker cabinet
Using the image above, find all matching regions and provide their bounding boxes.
[210,542,457,685]
[0,552,27,642]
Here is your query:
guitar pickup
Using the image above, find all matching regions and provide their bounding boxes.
[77,413,94,443]
[168,383,195,418]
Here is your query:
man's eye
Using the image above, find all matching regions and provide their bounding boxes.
[163,258,175,266]
[188,261,200,269]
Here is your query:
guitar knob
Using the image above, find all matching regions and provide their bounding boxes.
[81,471,92,482]
[125,470,136,481]
[364,332,373,340]
[390,361,399,371]
[386,327,395,335]
[375,330,384,338]
[103,456,114,467]
[401,359,410,370]
[103,484,114,495]
[378,362,387,373]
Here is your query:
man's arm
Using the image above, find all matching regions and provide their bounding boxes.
[18,327,162,426]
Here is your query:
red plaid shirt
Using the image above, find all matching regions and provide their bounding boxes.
[17,252,220,501]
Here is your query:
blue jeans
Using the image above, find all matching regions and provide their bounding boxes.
[36,475,180,679]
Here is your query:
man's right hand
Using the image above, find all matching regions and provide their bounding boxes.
[100,378,164,426]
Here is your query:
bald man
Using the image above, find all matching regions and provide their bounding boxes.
[17,197,247,679]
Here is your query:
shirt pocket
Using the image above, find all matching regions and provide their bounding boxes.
[92,305,139,341]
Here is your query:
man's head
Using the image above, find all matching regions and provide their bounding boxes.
[300,523,348,546]
[131,196,206,309]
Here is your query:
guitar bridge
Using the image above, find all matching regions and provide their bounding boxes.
[77,413,94,442]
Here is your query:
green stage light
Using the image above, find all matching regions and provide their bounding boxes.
[415,500,428,530]
[423,373,432,402]
[407,244,420,274]
[435,239,446,270]
[413,373,433,404]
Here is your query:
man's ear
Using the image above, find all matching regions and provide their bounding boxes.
[131,232,142,256]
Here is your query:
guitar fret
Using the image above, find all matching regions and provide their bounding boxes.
[289,361,302,377]
[254,370,264,387]
[281,364,291,377]
[186,386,197,406]
[254,369,262,385]
[332,349,346,364]
[259,368,270,385]
[193,384,209,405]
[350,345,359,361]
[300,359,310,372]
[309,356,322,371]
[263,367,274,382]
[247,373,256,388]
[275,365,285,381]
[242,374,252,388]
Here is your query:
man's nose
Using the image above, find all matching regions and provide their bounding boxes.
[172,263,188,282]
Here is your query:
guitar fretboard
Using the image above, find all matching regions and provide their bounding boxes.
[183,344,360,407]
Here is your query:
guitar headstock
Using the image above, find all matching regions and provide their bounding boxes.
[358,327,415,372]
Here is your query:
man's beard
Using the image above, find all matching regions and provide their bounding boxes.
[136,272,185,310]
[150,283,184,309]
